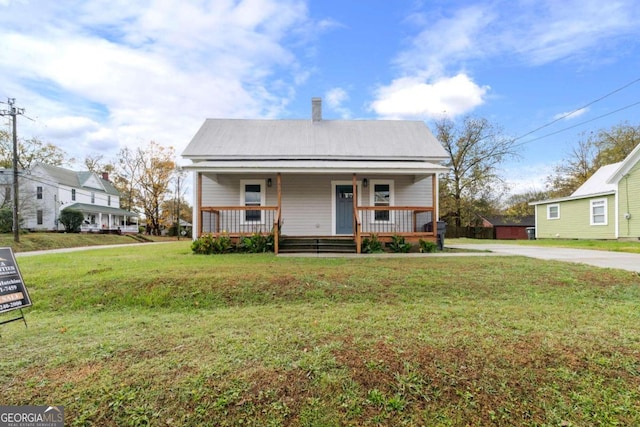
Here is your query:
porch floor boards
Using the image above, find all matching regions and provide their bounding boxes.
[279,237,357,254]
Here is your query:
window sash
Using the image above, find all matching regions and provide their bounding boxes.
[547,204,559,220]
[370,181,393,223]
[241,181,265,223]
[590,199,607,225]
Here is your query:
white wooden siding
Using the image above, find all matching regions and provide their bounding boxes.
[200,173,435,237]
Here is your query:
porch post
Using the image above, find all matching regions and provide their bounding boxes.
[275,173,282,254]
[432,173,438,221]
[353,173,361,253]
[197,172,203,238]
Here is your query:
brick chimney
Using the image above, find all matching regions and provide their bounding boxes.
[312,97,322,122]
[102,172,109,181]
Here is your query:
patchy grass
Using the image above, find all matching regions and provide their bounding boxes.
[450,237,640,254]
[1,242,640,426]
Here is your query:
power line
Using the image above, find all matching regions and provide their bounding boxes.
[514,100,640,147]
[512,76,640,145]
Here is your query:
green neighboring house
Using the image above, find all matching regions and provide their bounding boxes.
[530,143,640,240]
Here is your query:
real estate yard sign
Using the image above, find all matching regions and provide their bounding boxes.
[0,247,31,318]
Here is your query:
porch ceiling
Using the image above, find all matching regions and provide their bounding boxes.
[182,160,448,176]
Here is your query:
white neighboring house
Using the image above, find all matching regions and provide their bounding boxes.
[20,163,139,233]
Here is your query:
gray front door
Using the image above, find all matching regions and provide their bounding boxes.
[336,185,354,234]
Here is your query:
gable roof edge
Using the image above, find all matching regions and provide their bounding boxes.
[606,142,640,184]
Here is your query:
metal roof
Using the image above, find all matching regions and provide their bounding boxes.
[571,162,621,198]
[64,203,139,217]
[182,119,449,162]
[35,163,120,196]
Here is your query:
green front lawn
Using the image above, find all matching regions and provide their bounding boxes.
[1,242,639,426]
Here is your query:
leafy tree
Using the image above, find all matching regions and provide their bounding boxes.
[0,132,70,169]
[592,122,640,167]
[435,116,518,227]
[160,197,192,234]
[503,189,549,217]
[546,137,598,197]
[59,208,84,232]
[546,123,640,197]
[136,142,176,236]
[114,147,143,212]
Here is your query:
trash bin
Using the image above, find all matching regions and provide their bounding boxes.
[436,221,447,250]
[526,227,536,240]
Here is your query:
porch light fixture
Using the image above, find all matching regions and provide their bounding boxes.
[267,178,272,187]
[363,178,368,187]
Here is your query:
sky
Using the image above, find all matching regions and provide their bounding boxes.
[1,0,640,197]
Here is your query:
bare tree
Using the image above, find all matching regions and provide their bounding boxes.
[435,116,518,227]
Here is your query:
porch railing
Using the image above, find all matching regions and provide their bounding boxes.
[200,206,279,236]
[80,224,139,233]
[356,206,436,236]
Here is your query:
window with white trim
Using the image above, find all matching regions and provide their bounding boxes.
[240,180,265,223]
[37,209,43,225]
[547,204,560,220]
[370,180,394,222]
[590,199,607,225]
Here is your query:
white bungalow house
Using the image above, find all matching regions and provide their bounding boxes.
[530,142,640,240]
[19,163,139,233]
[181,98,449,253]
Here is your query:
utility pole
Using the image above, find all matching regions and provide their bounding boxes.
[0,98,25,243]
[176,172,181,241]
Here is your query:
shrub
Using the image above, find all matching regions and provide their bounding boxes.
[387,235,412,253]
[419,239,437,253]
[191,233,274,255]
[0,208,13,233]
[361,234,384,253]
[238,233,274,253]
[59,208,84,233]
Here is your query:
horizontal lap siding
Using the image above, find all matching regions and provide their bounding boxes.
[617,162,640,239]
[201,174,278,234]
[281,175,334,236]
[536,195,616,239]
[200,173,435,236]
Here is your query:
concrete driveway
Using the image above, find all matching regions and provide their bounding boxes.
[447,243,640,273]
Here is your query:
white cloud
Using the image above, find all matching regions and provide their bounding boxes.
[325,87,351,118]
[553,108,589,121]
[0,0,313,163]
[371,0,640,119]
[371,74,489,119]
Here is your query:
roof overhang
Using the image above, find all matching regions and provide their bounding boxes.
[182,160,448,176]
[64,203,139,217]
[529,190,616,206]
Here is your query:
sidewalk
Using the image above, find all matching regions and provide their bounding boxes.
[447,243,640,273]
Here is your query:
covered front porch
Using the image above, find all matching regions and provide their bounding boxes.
[193,172,441,254]
[64,203,140,234]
